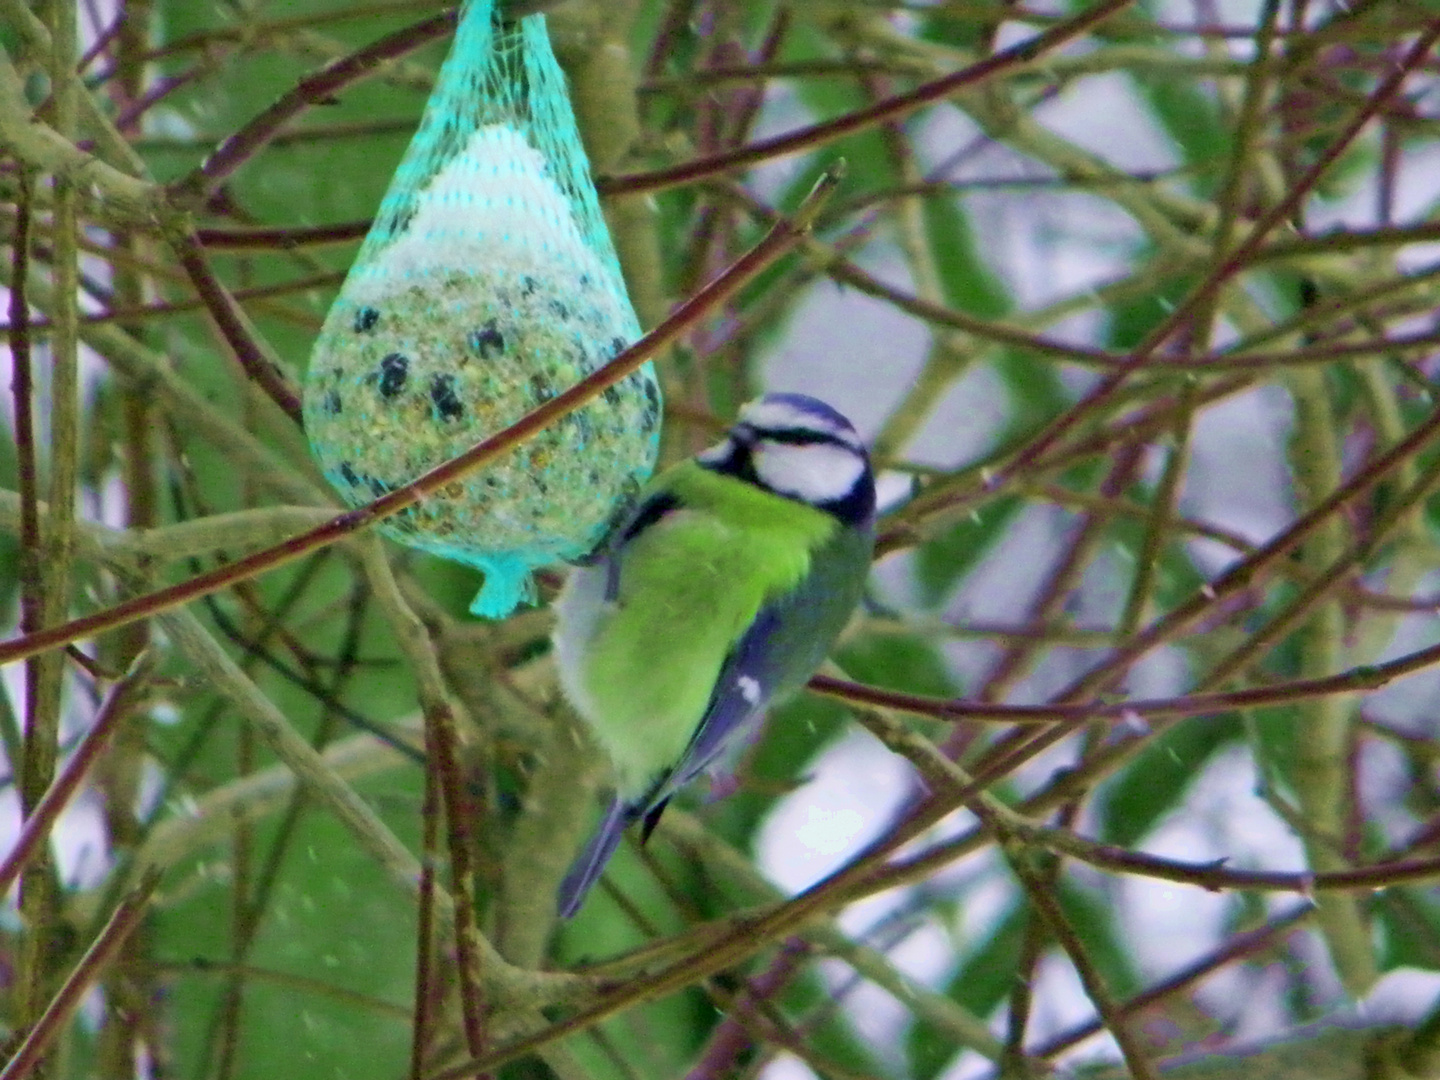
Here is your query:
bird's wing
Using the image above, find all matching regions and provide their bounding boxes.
[557,518,869,917]
[649,524,873,809]
[660,606,781,795]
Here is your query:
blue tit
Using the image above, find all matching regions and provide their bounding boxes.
[552,393,876,917]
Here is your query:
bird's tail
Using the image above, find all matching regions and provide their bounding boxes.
[557,797,632,918]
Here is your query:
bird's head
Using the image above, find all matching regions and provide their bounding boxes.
[697,393,876,528]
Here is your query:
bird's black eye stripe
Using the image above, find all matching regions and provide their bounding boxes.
[748,427,852,448]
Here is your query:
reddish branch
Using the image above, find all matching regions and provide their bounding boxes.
[166,9,459,206]
[411,765,442,1080]
[598,0,1139,195]
[168,232,306,423]
[0,876,159,1080]
[1031,904,1314,1059]
[0,167,842,667]
[991,18,1440,487]
[196,221,371,251]
[808,626,1440,726]
[0,656,155,898]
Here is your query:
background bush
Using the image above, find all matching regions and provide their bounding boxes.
[2,1,1440,1078]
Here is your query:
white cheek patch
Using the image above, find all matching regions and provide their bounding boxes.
[740,400,863,450]
[752,442,866,506]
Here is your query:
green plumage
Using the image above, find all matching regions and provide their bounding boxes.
[551,392,876,917]
[554,461,869,800]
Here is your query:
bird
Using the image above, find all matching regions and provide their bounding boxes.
[551,393,876,918]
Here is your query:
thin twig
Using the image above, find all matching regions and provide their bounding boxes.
[0,874,160,1080]
[167,9,459,204]
[0,652,156,898]
[0,163,846,667]
[598,0,1137,194]
[166,232,305,422]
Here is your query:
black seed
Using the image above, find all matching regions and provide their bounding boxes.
[578,273,591,288]
[323,390,342,415]
[368,477,390,497]
[377,353,408,398]
[469,318,505,360]
[430,374,464,421]
[353,306,379,334]
[521,276,538,296]
[339,462,359,487]
[549,298,570,320]
[610,337,626,357]
[529,374,555,403]
[603,386,622,407]
[643,377,660,416]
